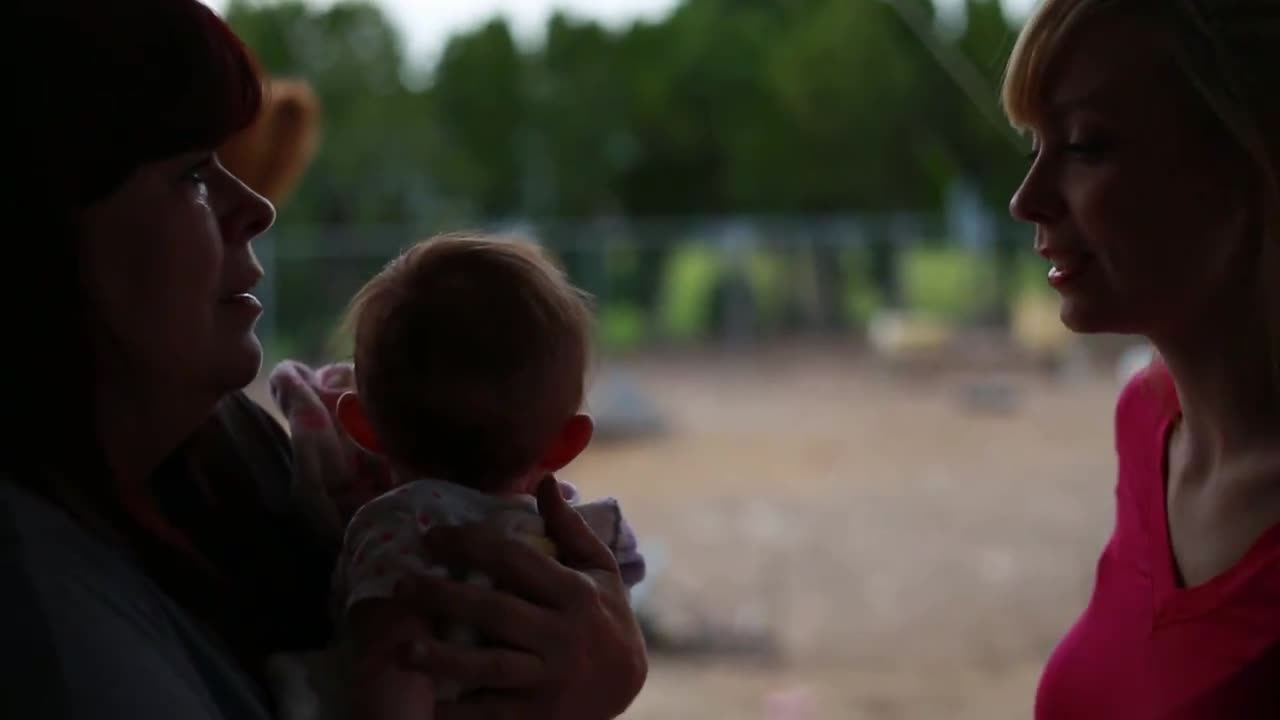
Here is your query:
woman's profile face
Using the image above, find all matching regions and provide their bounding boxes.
[1009,15,1257,340]
[78,151,276,400]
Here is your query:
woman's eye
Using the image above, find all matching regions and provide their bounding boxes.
[184,156,215,186]
[1064,139,1109,159]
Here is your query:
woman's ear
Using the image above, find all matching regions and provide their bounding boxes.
[538,414,595,472]
[335,391,384,455]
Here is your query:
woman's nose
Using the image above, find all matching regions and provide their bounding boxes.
[1009,159,1063,225]
[224,173,276,245]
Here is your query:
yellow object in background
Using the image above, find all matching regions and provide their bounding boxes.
[1011,291,1074,358]
[219,78,321,208]
[519,534,559,558]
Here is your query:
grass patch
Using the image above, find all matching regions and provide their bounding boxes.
[657,244,722,340]
[597,303,649,352]
[900,246,990,321]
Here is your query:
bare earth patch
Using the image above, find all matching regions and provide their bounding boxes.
[569,350,1118,719]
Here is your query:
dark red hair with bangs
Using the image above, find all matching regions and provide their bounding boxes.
[20,0,264,206]
[5,0,265,477]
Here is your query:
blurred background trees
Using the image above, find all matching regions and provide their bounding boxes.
[225,0,1026,226]
[222,0,1050,360]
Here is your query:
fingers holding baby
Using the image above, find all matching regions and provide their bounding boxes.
[271,233,647,720]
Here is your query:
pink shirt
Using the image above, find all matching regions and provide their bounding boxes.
[1035,363,1280,718]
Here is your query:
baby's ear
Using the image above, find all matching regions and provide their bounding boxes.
[539,413,595,472]
[335,391,384,455]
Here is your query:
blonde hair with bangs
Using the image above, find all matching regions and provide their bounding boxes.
[1002,0,1280,395]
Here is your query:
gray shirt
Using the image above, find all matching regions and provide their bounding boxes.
[0,480,273,720]
[0,392,338,720]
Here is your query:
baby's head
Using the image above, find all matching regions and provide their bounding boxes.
[337,232,594,494]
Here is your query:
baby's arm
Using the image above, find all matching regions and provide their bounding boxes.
[324,487,445,718]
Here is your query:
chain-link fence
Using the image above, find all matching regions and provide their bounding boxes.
[256,212,1041,363]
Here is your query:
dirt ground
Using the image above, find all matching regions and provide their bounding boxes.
[251,346,1124,719]
[566,348,1120,719]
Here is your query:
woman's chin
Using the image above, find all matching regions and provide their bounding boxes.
[214,334,265,392]
[1058,298,1124,335]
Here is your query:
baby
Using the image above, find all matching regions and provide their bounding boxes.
[268,233,646,719]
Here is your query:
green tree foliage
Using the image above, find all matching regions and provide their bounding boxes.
[226,0,441,228]
[224,0,1025,228]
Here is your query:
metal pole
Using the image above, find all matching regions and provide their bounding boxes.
[878,0,1023,150]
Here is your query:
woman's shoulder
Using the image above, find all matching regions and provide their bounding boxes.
[0,480,201,636]
[0,481,267,720]
[1114,357,1180,450]
[0,481,123,718]
[212,390,292,461]
[0,480,127,576]
[195,394,342,649]
[198,390,294,507]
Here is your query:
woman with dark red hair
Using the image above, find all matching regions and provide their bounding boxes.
[0,2,646,719]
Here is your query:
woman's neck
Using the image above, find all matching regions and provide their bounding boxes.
[93,372,217,491]
[1153,309,1280,472]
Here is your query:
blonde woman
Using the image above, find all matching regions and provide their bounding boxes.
[1004,1,1280,717]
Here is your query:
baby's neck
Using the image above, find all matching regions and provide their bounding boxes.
[493,488,536,498]
[393,462,541,496]
[503,469,543,496]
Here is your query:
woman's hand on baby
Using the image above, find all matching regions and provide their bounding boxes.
[345,601,439,720]
[394,475,648,720]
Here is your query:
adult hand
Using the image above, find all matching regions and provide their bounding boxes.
[395,476,648,720]
[344,597,439,720]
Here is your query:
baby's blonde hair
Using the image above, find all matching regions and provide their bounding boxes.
[1003,0,1280,393]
